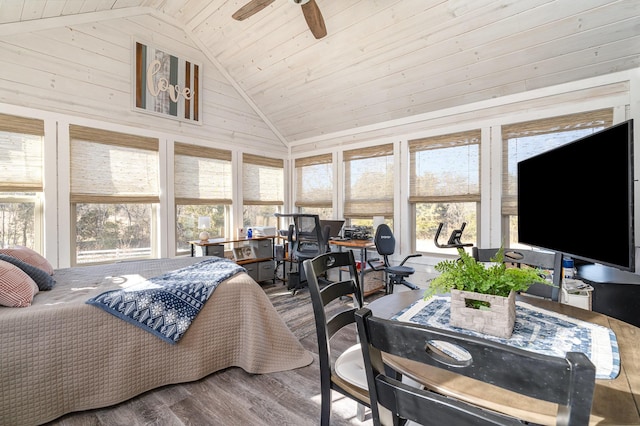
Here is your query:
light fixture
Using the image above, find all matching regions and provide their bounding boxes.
[289,0,310,4]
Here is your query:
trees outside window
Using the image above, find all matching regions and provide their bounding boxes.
[75,203,154,263]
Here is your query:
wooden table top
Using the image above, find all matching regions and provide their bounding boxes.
[367,290,640,425]
[328,239,375,249]
[189,236,274,246]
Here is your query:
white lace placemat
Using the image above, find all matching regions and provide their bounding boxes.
[392,296,620,380]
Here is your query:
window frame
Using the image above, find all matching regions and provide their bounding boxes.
[295,153,333,218]
[501,109,613,247]
[0,113,45,253]
[174,142,233,254]
[343,143,394,222]
[409,130,481,255]
[242,153,284,228]
[69,125,160,265]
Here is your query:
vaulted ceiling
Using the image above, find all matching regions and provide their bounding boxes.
[1,0,639,145]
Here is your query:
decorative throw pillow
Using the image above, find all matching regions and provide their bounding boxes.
[0,246,54,275]
[0,254,56,291]
[0,259,39,307]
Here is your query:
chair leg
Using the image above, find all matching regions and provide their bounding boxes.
[320,387,331,426]
[357,402,366,421]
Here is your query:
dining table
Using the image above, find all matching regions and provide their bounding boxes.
[367,290,640,425]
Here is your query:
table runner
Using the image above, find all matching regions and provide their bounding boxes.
[392,296,619,379]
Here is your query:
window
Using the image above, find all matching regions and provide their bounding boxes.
[502,109,613,247]
[0,113,44,252]
[174,143,232,254]
[295,154,333,218]
[243,153,284,228]
[344,144,394,227]
[409,130,480,255]
[69,125,159,265]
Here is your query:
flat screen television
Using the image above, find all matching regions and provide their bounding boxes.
[517,119,635,272]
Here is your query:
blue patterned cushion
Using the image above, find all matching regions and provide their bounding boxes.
[0,253,56,291]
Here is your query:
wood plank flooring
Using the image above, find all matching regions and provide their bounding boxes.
[45,280,384,426]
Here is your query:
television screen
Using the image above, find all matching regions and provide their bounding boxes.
[517,119,635,272]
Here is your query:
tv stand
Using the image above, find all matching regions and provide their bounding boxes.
[577,263,640,327]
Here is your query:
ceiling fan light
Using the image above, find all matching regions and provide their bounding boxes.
[290,0,311,5]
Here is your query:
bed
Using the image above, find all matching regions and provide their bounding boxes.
[0,257,313,426]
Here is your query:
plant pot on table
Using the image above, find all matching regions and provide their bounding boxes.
[449,289,516,339]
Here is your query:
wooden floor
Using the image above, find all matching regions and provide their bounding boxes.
[45,280,385,426]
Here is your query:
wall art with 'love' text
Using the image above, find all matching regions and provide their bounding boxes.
[133,41,202,124]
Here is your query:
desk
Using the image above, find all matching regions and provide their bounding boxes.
[368,291,640,425]
[329,239,384,296]
[188,236,276,283]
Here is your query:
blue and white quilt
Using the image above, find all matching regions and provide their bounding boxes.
[87,257,245,344]
[392,296,620,380]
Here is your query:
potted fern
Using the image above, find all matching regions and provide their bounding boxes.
[424,247,550,338]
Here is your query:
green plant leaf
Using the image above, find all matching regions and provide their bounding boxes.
[424,246,551,300]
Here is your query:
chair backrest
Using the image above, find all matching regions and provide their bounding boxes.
[304,251,364,391]
[374,224,396,260]
[276,213,330,283]
[355,307,596,426]
[292,214,326,258]
[472,247,563,301]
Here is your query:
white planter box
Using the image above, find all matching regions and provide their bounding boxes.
[449,289,516,338]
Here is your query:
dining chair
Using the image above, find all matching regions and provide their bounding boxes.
[472,247,563,301]
[355,307,596,426]
[303,251,370,426]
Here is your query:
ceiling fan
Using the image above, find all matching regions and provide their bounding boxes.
[232,0,327,39]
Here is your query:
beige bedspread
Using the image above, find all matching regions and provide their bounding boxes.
[0,258,313,426]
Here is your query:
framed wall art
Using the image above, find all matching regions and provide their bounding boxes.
[133,40,202,124]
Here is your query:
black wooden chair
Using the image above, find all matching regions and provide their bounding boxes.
[472,247,563,301]
[369,224,422,294]
[303,251,370,426]
[355,307,596,426]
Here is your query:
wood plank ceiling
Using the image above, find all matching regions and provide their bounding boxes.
[1,0,639,145]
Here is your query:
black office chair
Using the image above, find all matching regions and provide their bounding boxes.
[355,307,596,426]
[472,247,563,301]
[303,251,370,426]
[276,213,331,293]
[369,224,422,294]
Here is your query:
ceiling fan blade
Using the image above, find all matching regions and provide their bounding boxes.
[301,0,327,39]
[232,0,276,21]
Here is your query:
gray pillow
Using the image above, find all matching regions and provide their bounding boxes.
[0,253,56,291]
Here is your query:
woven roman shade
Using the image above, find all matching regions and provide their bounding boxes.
[409,130,481,204]
[0,113,44,192]
[343,143,394,218]
[242,153,284,206]
[174,143,232,205]
[69,125,159,203]
[295,153,333,208]
[501,109,613,215]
